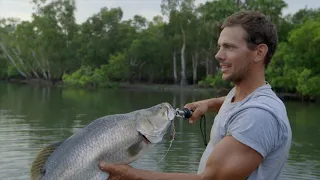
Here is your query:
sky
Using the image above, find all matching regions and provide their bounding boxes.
[0,0,319,24]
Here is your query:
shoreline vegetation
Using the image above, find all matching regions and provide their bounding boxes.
[2,78,318,103]
[1,0,319,103]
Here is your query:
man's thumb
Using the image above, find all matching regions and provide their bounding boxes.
[98,161,115,172]
[188,109,203,123]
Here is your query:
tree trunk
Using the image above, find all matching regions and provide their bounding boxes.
[236,0,240,8]
[0,42,27,78]
[29,50,41,79]
[173,51,178,84]
[180,27,187,86]
[32,50,48,80]
[192,51,198,85]
[12,48,32,77]
[206,56,209,76]
[46,59,52,80]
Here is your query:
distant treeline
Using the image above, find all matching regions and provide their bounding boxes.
[0,0,319,99]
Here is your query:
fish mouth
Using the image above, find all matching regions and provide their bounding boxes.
[139,132,151,144]
[163,102,175,121]
[136,102,176,144]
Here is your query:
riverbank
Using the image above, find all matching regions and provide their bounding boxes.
[117,82,230,94]
[117,83,319,102]
[2,79,319,103]
[5,78,62,86]
[2,78,227,93]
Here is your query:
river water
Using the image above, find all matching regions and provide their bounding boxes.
[0,82,319,179]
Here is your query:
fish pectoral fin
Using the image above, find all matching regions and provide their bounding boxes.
[127,140,144,157]
[30,140,64,180]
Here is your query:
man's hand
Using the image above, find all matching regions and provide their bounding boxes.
[99,162,136,180]
[98,135,263,180]
[98,161,202,180]
[184,96,226,124]
[184,101,208,124]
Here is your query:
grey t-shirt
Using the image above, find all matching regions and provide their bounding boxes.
[197,83,292,180]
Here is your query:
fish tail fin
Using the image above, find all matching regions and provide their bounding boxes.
[30,140,64,180]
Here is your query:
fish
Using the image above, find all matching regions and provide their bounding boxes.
[30,102,176,180]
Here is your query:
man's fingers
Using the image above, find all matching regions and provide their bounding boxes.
[184,102,207,124]
[184,103,199,123]
[189,109,203,123]
[184,103,195,110]
[184,103,197,122]
[99,161,116,173]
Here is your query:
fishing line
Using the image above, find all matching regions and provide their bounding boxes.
[156,121,175,165]
[155,109,208,165]
[175,108,208,147]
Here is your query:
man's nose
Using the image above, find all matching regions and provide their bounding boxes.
[215,49,225,61]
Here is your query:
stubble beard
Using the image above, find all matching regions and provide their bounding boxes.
[224,60,251,85]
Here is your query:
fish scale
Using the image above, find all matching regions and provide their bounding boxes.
[30,102,176,180]
[44,116,142,180]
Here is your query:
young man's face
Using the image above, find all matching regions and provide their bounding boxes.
[215,25,257,83]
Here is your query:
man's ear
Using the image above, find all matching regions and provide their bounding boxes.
[254,44,268,63]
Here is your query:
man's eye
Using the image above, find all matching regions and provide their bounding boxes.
[225,45,233,50]
[217,45,233,50]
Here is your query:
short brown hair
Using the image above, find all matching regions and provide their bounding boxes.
[221,11,278,68]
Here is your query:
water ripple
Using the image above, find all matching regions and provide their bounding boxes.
[0,86,319,180]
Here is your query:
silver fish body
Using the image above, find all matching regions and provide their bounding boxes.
[30,102,176,180]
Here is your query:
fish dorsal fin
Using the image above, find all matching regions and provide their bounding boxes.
[30,140,64,180]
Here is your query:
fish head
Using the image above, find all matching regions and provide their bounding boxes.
[136,102,176,144]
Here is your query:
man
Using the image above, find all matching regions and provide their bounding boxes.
[98,10,292,180]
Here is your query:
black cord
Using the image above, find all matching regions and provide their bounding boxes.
[180,108,208,147]
[200,115,207,146]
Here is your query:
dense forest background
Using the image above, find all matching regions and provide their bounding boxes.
[0,0,319,99]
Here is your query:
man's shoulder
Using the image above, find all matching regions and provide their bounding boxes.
[238,84,287,118]
[226,98,291,158]
[225,83,291,132]
[234,91,290,133]
[229,86,292,148]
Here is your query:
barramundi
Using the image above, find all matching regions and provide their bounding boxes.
[30,102,176,180]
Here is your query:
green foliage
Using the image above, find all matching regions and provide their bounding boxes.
[7,65,20,77]
[266,16,320,97]
[106,52,129,81]
[0,67,7,79]
[0,57,8,78]
[62,66,117,88]
[266,42,298,92]
[297,69,320,97]
[0,0,319,100]
[198,71,233,88]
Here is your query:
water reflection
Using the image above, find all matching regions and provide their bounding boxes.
[0,83,319,179]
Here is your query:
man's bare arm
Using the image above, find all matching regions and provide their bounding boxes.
[141,135,262,180]
[100,134,262,180]
[202,136,263,180]
[129,169,202,180]
[184,96,226,123]
[203,96,226,112]
[99,163,203,180]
